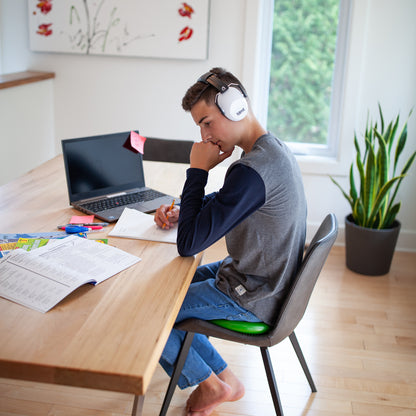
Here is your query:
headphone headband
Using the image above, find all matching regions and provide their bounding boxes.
[198,71,229,93]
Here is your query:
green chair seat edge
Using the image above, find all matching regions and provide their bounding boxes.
[210,319,271,334]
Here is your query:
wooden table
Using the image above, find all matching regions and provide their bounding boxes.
[0,155,202,415]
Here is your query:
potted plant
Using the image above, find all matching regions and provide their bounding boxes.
[331,104,415,275]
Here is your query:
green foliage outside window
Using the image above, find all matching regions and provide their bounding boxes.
[268,0,340,145]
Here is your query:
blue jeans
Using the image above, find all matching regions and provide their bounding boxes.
[159,261,261,389]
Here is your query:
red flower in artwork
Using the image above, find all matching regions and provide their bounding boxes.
[36,1,53,14]
[37,23,53,36]
[178,3,194,18]
[179,26,193,42]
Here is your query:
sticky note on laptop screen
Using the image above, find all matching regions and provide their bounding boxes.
[123,131,146,154]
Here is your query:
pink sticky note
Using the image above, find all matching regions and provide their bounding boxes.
[70,215,95,224]
[130,131,146,154]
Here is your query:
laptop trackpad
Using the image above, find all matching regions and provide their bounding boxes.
[138,195,177,213]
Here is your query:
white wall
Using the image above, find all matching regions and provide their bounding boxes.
[0,79,55,184]
[330,0,416,250]
[360,0,416,242]
[1,0,415,250]
[1,0,248,143]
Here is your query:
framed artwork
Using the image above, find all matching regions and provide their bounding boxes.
[28,0,210,60]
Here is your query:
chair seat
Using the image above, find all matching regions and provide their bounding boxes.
[210,319,271,334]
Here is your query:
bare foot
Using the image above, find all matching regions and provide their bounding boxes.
[186,372,232,414]
[186,407,218,416]
[218,367,245,402]
[186,369,245,415]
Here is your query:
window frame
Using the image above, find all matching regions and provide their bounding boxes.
[0,24,3,75]
[268,0,352,158]
[241,0,358,177]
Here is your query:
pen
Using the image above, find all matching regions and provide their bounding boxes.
[58,223,109,227]
[58,225,103,231]
[162,199,175,229]
[71,222,109,227]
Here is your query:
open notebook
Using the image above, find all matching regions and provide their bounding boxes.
[109,208,177,244]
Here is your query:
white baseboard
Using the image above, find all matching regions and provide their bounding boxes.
[306,221,416,253]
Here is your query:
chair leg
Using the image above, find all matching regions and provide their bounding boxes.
[159,331,195,416]
[260,346,284,416]
[289,332,317,392]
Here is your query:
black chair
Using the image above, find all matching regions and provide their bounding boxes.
[143,137,193,164]
[159,213,338,416]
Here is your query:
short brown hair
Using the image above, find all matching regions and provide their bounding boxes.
[182,67,247,112]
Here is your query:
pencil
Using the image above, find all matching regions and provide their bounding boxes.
[162,199,175,229]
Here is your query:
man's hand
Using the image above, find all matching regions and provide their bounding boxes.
[154,203,180,229]
[190,142,234,171]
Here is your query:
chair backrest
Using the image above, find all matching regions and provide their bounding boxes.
[268,213,338,345]
[143,137,193,164]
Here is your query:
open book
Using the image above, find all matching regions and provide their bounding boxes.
[0,235,140,313]
[109,208,177,244]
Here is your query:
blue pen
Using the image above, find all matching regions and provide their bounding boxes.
[63,225,90,234]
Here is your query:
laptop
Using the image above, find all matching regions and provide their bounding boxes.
[62,131,178,222]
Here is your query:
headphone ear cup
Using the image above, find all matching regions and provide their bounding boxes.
[216,86,248,121]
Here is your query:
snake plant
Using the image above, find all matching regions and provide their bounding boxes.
[331,104,415,229]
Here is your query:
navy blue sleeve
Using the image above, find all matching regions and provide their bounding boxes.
[177,163,266,256]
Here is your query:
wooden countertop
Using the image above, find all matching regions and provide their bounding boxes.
[0,71,55,90]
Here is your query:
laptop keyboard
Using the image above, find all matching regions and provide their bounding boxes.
[80,189,165,212]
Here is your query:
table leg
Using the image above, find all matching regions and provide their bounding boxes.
[132,395,145,416]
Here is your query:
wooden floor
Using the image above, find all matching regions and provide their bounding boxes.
[1,242,415,416]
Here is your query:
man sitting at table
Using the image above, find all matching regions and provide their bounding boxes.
[154,67,307,416]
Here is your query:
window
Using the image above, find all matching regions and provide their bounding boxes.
[267,0,351,157]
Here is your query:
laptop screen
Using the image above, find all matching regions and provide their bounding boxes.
[62,131,145,203]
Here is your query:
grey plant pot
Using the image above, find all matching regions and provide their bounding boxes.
[345,214,401,276]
